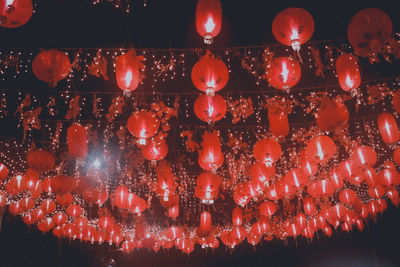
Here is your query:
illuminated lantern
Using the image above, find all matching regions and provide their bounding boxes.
[27,149,55,173]
[167,205,179,219]
[268,103,289,137]
[195,0,222,44]
[300,150,318,176]
[67,204,83,218]
[56,192,73,207]
[266,57,301,92]
[0,0,32,28]
[387,188,400,207]
[32,49,71,86]
[362,167,377,187]
[198,131,223,172]
[377,112,400,144]
[259,201,277,216]
[272,7,314,52]
[40,199,56,214]
[368,185,385,199]
[38,218,54,233]
[0,191,7,207]
[253,138,282,167]
[8,201,22,215]
[121,240,137,253]
[335,53,361,93]
[98,216,114,230]
[303,197,316,215]
[159,193,179,208]
[351,146,377,168]
[19,197,34,211]
[127,110,160,145]
[115,50,140,93]
[284,168,308,190]
[191,53,229,96]
[5,174,26,195]
[0,163,8,180]
[378,168,400,187]
[250,162,275,187]
[67,123,87,158]
[142,138,168,162]
[194,94,227,124]
[232,207,243,226]
[51,175,75,195]
[233,182,250,206]
[53,212,67,226]
[339,189,358,205]
[199,211,212,232]
[195,172,221,204]
[338,160,362,183]
[306,135,336,164]
[347,9,392,57]
[316,97,349,132]
[131,197,147,214]
[114,185,129,208]
[315,179,335,197]
[30,208,45,223]
[166,226,183,240]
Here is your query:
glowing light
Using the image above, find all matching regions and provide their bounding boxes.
[345,75,354,89]
[290,29,299,41]
[281,61,289,83]
[207,100,215,117]
[384,121,392,139]
[205,17,215,33]
[125,71,133,88]
[316,141,324,161]
[206,79,216,89]
[92,159,101,168]
[152,147,159,157]
[6,0,15,6]
[292,171,300,188]
[357,148,366,165]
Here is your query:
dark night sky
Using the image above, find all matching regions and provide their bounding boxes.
[1,0,400,266]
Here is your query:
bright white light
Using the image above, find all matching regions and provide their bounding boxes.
[93,159,101,168]
[205,17,215,33]
[281,61,289,83]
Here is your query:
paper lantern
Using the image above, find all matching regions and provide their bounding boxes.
[141,138,168,161]
[194,94,227,123]
[284,168,308,190]
[253,138,282,166]
[272,7,314,51]
[377,112,400,144]
[198,131,224,171]
[0,0,33,28]
[316,97,349,131]
[259,201,277,216]
[66,204,83,218]
[191,53,229,95]
[27,149,55,173]
[335,53,361,93]
[127,110,160,145]
[5,174,26,195]
[195,172,221,203]
[0,163,8,180]
[347,8,392,57]
[268,104,289,137]
[250,162,275,187]
[115,50,140,93]
[351,146,377,168]
[306,135,336,163]
[266,57,301,92]
[232,207,243,226]
[199,211,212,232]
[32,50,71,86]
[67,123,87,158]
[195,0,222,44]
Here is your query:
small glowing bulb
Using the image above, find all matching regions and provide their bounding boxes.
[205,17,215,33]
[281,61,289,83]
[93,159,101,168]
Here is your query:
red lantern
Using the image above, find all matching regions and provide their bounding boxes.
[303,197,316,215]
[259,201,277,216]
[198,131,223,172]
[250,162,275,187]
[142,138,168,162]
[5,174,26,195]
[115,50,140,93]
[53,212,67,226]
[56,193,73,207]
[268,104,289,137]
[306,135,336,164]
[316,97,349,132]
[0,163,8,180]
[194,94,227,124]
[199,211,212,232]
[27,149,55,173]
[67,204,83,218]
[284,168,308,190]
[253,138,282,167]
[351,146,377,168]
[232,207,243,226]
[127,110,160,145]
[339,189,358,205]
[191,53,229,95]
[347,9,392,57]
[67,123,87,158]
[377,112,400,144]
[394,147,400,166]
[335,53,361,93]
[272,7,314,51]
[0,0,32,28]
[32,50,71,86]
[266,57,301,92]
[114,185,129,208]
[167,205,179,219]
[195,0,222,44]
[166,226,183,240]
[0,191,7,207]
[195,172,221,204]
[40,199,56,214]
[51,175,75,195]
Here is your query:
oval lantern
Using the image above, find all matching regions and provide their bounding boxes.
[335,53,361,93]
[194,94,227,124]
[67,123,87,158]
[199,211,212,232]
[191,53,229,96]
[266,57,301,92]
[306,135,336,164]
[141,138,168,162]
[115,50,140,93]
[195,172,221,204]
[316,97,349,132]
[127,110,160,145]
[0,0,33,28]
[0,163,8,180]
[195,0,222,44]
[253,138,282,166]
[268,104,289,137]
[198,131,223,172]
[351,146,377,168]
[378,112,400,144]
[27,149,55,173]
[347,8,392,57]
[32,50,71,87]
[272,7,314,51]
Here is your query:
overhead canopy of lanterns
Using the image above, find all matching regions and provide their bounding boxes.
[1,0,400,255]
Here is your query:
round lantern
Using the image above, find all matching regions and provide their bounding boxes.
[115,50,140,93]
[127,110,160,145]
[27,149,55,173]
[268,104,289,137]
[67,123,87,158]
[351,146,377,168]
[250,162,275,187]
[191,53,229,96]
[253,138,282,166]
[316,97,349,132]
[32,50,71,87]
[0,163,8,180]
[195,172,221,204]
[306,135,336,164]
[232,207,243,226]
[347,8,392,57]
[141,138,168,162]
[272,7,314,51]
[195,0,222,44]
[377,112,400,144]
[0,0,33,28]
[259,201,277,216]
[335,53,361,93]
[198,131,223,172]
[194,94,227,124]
[266,57,301,92]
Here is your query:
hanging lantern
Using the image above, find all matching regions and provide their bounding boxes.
[0,0,33,28]
[351,146,377,168]
[191,52,229,96]
[141,138,168,162]
[253,138,282,167]
[198,131,224,172]
[115,50,140,93]
[195,0,222,44]
[195,172,221,204]
[335,53,361,94]
[377,112,400,144]
[268,103,289,137]
[67,123,87,158]
[284,168,308,190]
[199,211,212,232]
[167,205,179,219]
[316,97,349,132]
[266,57,301,92]
[194,94,227,124]
[259,201,277,216]
[232,207,243,226]
[27,149,55,173]
[5,174,26,195]
[306,135,336,164]
[347,8,392,58]
[250,162,275,187]
[32,50,71,87]
[272,7,314,52]
[127,110,160,145]
[0,163,8,180]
